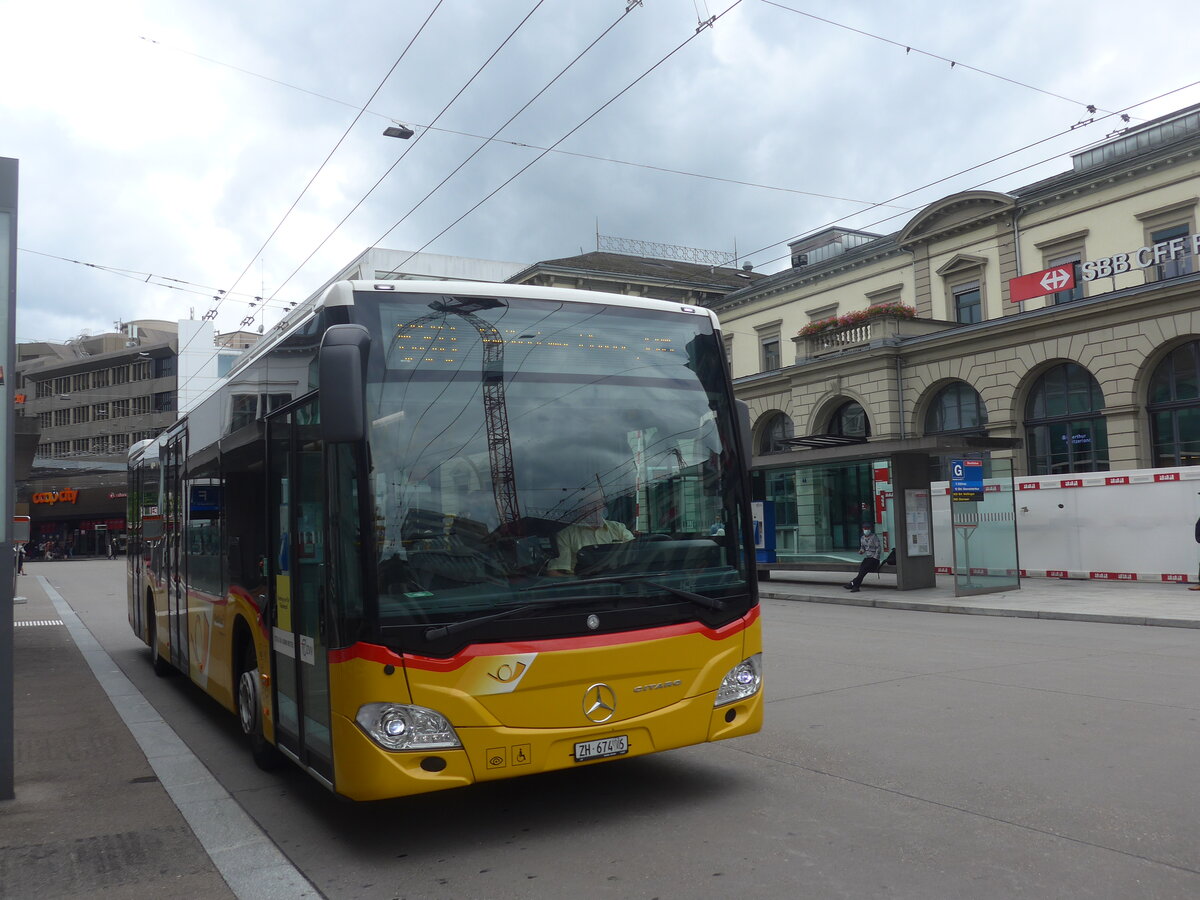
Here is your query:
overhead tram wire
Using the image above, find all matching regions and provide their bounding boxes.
[636,77,1200,300]
[17,248,298,315]
[160,2,447,404]
[138,31,908,212]
[161,0,548,407]
[724,79,1200,276]
[265,0,633,303]
[207,0,446,331]
[369,0,749,283]
[758,0,1109,114]
[260,0,572,305]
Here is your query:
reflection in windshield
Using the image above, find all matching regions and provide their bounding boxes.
[356,292,748,627]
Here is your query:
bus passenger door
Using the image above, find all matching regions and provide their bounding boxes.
[268,401,334,781]
[165,430,189,673]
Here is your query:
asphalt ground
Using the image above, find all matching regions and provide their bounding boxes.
[3,562,1197,899]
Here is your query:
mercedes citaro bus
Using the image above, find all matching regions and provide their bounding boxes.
[128,280,762,801]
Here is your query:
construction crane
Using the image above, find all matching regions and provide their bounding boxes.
[400,298,521,531]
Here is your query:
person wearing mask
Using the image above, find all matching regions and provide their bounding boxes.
[844,524,883,593]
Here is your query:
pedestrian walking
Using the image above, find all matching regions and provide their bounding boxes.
[14,543,25,575]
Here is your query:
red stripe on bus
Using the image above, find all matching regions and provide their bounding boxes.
[329,605,761,670]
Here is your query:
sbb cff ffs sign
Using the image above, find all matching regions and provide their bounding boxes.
[951,458,984,502]
[1009,265,1076,303]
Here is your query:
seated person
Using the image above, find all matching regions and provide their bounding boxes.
[547,498,634,575]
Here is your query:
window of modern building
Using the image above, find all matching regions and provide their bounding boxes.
[36,380,52,399]
[53,409,70,427]
[1024,363,1109,474]
[133,396,151,415]
[133,360,152,380]
[93,402,109,420]
[230,394,257,431]
[37,412,51,428]
[1148,340,1200,466]
[72,373,88,392]
[72,439,89,454]
[153,391,176,413]
[92,369,109,388]
[52,441,69,457]
[829,400,870,439]
[111,399,130,418]
[112,365,129,385]
[54,376,70,393]
[952,281,982,324]
[90,436,108,454]
[758,412,794,454]
[72,406,90,424]
[153,355,175,378]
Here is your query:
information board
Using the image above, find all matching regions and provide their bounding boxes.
[951,458,984,502]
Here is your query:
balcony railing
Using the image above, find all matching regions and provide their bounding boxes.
[794,314,954,360]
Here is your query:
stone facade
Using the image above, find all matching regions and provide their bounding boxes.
[715,103,1200,478]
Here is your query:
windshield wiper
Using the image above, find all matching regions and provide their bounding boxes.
[522,572,727,612]
[423,593,639,642]
[424,604,538,642]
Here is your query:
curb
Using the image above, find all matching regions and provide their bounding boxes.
[759,589,1200,629]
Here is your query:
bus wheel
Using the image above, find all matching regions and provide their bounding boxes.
[148,598,173,677]
[238,641,284,771]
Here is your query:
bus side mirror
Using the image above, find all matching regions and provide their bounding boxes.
[319,324,372,443]
[736,399,752,465]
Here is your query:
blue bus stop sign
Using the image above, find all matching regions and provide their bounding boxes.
[951,458,984,502]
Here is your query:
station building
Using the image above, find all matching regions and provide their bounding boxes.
[709,103,1200,573]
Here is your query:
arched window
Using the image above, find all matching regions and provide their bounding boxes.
[829,401,870,439]
[758,412,794,454]
[925,382,988,482]
[1148,341,1200,466]
[1024,363,1108,474]
[925,382,988,434]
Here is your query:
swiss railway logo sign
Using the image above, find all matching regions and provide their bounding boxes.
[1008,265,1076,303]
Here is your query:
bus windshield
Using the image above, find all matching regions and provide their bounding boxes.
[355,291,750,636]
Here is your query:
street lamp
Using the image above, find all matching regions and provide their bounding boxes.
[383,124,415,139]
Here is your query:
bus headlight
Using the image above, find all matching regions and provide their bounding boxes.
[714,653,762,707]
[355,703,463,751]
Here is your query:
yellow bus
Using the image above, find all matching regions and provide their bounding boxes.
[128,280,762,801]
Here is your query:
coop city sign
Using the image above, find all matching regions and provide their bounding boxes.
[32,489,80,505]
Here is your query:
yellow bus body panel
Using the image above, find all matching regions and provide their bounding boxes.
[329,610,762,802]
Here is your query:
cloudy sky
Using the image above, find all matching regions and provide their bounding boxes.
[4,0,1199,344]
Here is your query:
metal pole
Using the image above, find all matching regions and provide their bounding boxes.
[1,156,18,800]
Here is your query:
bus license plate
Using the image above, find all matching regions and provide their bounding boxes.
[574,735,628,762]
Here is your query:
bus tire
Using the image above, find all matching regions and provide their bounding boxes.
[148,596,173,677]
[238,640,284,771]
